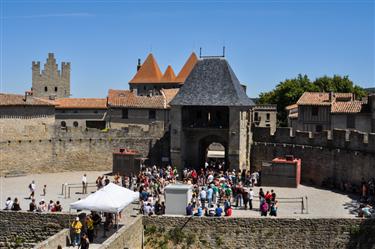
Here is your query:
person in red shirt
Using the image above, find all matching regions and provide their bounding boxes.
[225,206,233,216]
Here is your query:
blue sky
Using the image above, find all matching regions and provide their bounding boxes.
[1,0,374,98]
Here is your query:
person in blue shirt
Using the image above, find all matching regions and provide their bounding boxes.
[194,204,203,217]
[207,186,213,207]
[215,204,223,217]
[186,203,193,216]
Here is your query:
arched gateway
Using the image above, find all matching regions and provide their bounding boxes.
[169,57,254,172]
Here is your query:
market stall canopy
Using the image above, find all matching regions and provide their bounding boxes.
[70,183,139,213]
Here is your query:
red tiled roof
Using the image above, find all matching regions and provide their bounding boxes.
[160,65,176,83]
[129,54,163,84]
[108,88,178,109]
[297,92,353,106]
[285,104,298,110]
[0,93,54,106]
[175,52,198,83]
[54,98,107,109]
[331,101,363,113]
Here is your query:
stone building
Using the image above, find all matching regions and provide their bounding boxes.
[129,53,197,96]
[0,92,55,141]
[107,88,178,133]
[287,92,375,133]
[54,98,107,129]
[170,57,255,171]
[252,104,277,133]
[32,53,70,98]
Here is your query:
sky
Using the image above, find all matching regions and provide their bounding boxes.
[0,0,374,98]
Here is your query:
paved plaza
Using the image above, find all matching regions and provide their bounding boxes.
[0,171,360,218]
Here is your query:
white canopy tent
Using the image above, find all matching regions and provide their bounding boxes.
[70,182,139,213]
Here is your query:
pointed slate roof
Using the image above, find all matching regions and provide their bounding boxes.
[129,53,163,84]
[170,58,254,107]
[160,65,177,82]
[175,52,198,83]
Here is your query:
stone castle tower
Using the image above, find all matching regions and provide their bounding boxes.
[32,53,70,98]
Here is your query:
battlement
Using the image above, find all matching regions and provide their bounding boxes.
[253,127,374,153]
[31,53,70,98]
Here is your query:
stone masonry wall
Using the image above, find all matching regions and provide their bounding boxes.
[0,125,167,175]
[251,127,375,186]
[0,211,74,249]
[143,216,375,249]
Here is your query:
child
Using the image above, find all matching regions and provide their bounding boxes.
[42,185,47,196]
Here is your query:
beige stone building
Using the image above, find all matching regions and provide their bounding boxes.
[54,98,107,129]
[252,104,277,133]
[0,92,55,141]
[287,92,375,133]
[32,53,70,99]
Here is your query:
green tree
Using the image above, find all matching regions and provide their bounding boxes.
[258,74,366,126]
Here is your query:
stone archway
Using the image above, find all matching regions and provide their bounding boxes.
[198,135,228,170]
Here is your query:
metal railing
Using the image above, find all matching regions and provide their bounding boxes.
[60,182,97,198]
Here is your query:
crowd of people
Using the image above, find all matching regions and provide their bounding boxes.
[3,180,62,213]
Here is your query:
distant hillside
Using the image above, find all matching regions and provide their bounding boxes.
[365,87,375,93]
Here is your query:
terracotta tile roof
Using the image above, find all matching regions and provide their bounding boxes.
[108,89,178,109]
[54,98,107,109]
[0,93,54,106]
[331,101,364,113]
[161,88,179,106]
[129,53,163,84]
[175,52,198,83]
[297,92,353,106]
[285,104,298,110]
[160,65,176,83]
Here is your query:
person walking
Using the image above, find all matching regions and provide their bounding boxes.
[29,180,36,199]
[82,174,88,194]
[71,217,83,246]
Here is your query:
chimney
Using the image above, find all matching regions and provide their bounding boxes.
[329,92,334,102]
[137,59,141,71]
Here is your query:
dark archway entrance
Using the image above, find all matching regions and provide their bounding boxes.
[198,135,228,171]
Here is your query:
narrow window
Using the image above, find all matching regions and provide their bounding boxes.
[44,86,48,92]
[266,113,270,121]
[254,112,259,121]
[122,109,128,119]
[149,110,156,120]
[54,87,58,92]
[61,121,66,127]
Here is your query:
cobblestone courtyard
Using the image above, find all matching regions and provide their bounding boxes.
[0,171,360,218]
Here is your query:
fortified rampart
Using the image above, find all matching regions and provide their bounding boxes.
[0,124,168,175]
[143,216,375,249]
[1,211,374,249]
[251,127,375,186]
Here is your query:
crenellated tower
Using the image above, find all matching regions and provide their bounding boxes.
[31,53,70,98]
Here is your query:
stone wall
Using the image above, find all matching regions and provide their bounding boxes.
[143,216,375,249]
[0,211,74,249]
[0,126,168,175]
[0,116,55,142]
[251,127,375,186]
[100,216,143,249]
